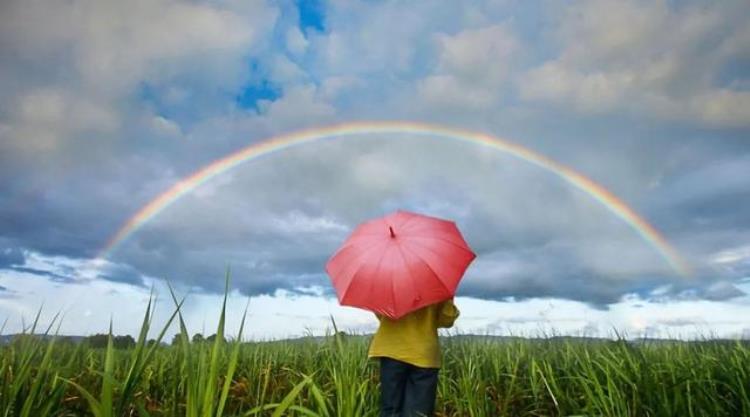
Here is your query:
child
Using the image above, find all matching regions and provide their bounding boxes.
[368,299,459,417]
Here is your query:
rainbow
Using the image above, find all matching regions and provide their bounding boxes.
[99,121,692,277]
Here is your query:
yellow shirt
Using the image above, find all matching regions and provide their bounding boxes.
[367,300,459,368]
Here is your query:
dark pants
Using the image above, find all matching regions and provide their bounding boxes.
[379,357,439,417]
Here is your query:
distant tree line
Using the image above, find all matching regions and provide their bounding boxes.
[170,333,226,345]
[7,334,139,348]
[7,332,228,348]
[83,334,137,349]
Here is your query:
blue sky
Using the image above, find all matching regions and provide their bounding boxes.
[0,0,749,340]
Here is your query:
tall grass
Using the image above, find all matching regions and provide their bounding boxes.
[1,278,748,416]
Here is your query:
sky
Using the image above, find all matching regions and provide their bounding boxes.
[1,0,749,341]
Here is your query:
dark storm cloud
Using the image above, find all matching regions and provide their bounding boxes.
[0,246,24,268]
[702,281,746,301]
[0,170,135,260]
[97,263,146,287]
[641,280,746,304]
[6,266,75,284]
[648,152,750,229]
[65,133,750,304]
[0,242,73,283]
[109,204,348,296]
[658,318,700,327]
[458,244,676,308]
[0,284,17,299]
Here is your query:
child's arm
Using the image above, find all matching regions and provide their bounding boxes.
[437,299,460,328]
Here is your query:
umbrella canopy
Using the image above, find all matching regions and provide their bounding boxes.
[325,210,476,319]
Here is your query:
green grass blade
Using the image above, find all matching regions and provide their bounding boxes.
[58,377,103,417]
[270,376,311,417]
[215,297,250,417]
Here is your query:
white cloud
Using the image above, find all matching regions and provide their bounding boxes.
[520,62,632,113]
[519,0,750,127]
[271,211,349,234]
[318,76,365,101]
[253,84,336,127]
[285,27,309,56]
[418,75,499,109]
[309,1,447,78]
[351,151,405,191]
[69,0,271,92]
[0,0,278,150]
[711,245,750,265]
[10,88,119,150]
[688,89,750,127]
[150,115,182,137]
[267,54,308,85]
[418,25,518,109]
[2,0,275,90]
[3,264,750,340]
[433,25,517,83]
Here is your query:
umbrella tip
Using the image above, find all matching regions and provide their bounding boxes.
[389,226,395,238]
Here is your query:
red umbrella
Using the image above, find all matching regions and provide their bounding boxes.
[325,210,476,319]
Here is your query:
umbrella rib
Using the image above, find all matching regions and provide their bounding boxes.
[399,243,452,295]
[395,214,421,232]
[402,233,473,253]
[402,237,476,293]
[406,236,476,265]
[331,235,386,258]
[338,260,369,305]
[389,247,399,318]
[393,241,417,312]
[399,217,453,232]
[366,243,393,316]
[335,242,389,303]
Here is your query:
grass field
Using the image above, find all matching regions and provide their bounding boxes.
[2,278,749,417]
